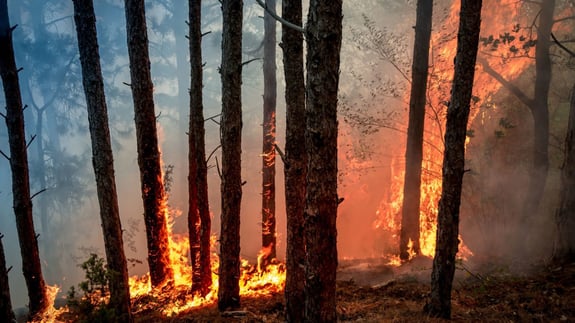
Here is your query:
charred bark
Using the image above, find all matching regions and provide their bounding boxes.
[261,0,277,267]
[424,0,482,319]
[281,0,306,321]
[303,1,342,321]
[188,0,212,296]
[554,82,575,263]
[124,0,173,287]
[218,0,243,311]
[0,0,49,318]
[399,0,433,261]
[72,1,133,321]
[0,234,15,322]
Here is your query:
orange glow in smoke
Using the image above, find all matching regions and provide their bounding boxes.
[374,0,536,262]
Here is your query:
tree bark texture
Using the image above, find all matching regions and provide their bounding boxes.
[261,0,277,266]
[281,0,306,321]
[72,1,133,321]
[124,0,173,287]
[218,0,243,311]
[523,0,555,217]
[188,0,212,296]
[0,0,49,318]
[424,0,482,319]
[0,234,15,322]
[554,82,575,263]
[303,1,342,321]
[399,0,433,261]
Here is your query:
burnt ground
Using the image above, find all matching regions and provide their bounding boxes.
[50,256,575,322]
[129,257,575,322]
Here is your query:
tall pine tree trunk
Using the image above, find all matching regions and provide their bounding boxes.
[188,0,212,296]
[0,233,15,322]
[72,1,133,321]
[0,0,49,318]
[261,0,277,266]
[424,0,482,318]
[554,82,575,263]
[282,0,306,321]
[304,1,342,321]
[218,0,243,311]
[399,0,433,261]
[124,0,173,288]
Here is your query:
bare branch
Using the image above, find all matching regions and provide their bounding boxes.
[6,266,12,274]
[242,57,261,67]
[478,57,535,110]
[123,82,132,87]
[201,31,212,37]
[255,0,304,33]
[551,32,575,57]
[205,113,221,122]
[26,134,36,149]
[0,150,9,161]
[274,143,287,165]
[207,144,222,164]
[215,156,222,179]
[30,188,47,200]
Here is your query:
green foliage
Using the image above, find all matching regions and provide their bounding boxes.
[67,253,118,322]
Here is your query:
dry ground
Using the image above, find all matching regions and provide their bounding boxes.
[121,257,575,322]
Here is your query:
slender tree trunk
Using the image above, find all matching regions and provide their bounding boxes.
[188,0,212,296]
[0,233,15,322]
[261,0,277,266]
[124,0,173,288]
[72,1,133,321]
[281,0,306,321]
[523,0,554,217]
[0,1,49,318]
[218,0,243,311]
[424,0,482,319]
[399,0,433,261]
[554,82,575,263]
[303,1,342,321]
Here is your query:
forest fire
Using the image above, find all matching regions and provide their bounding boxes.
[373,0,534,262]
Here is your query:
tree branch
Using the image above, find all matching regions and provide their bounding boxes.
[478,57,535,110]
[255,0,305,33]
[551,32,575,57]
[0,150,9,161]
[273,143,287,166]
[207,144,222,164]
[30,188,47,200]
[26,134,36,149]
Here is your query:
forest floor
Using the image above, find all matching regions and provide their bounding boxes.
[122,256,575,322]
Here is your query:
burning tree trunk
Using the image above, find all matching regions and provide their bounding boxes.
[188,0,212,296]
[399,0,433,261]
[218,0,243,311]
[0,233,15,322]
[261,0,277,267]
[554,82,575,263]
[0,0,49,318]
[303,1,342,321]
[281,0,306,321]
[523,0,554,218]
[72,1,133,321]
[124,0,174,287]
[424,0,482,319]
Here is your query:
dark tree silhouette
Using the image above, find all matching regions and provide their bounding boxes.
[188,0,212,296]
[554,82,575,262]
[72,0,133,321]
[218,0,243,311]
[424,0,482,319]
[124,0,174,287]
[400,0,433,261]
[0,233,15,322]
[261,0,277,267]
[303,0,343,321]
[0,0,49,318]
[281,0,306,321]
